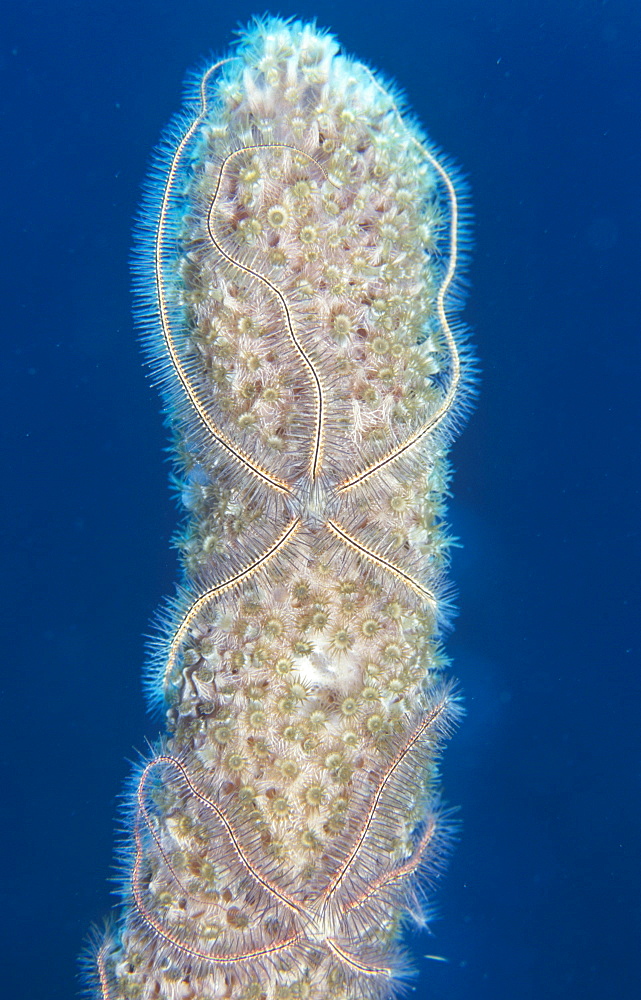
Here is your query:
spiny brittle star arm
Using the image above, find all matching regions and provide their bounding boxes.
[326,940,391,978]
[131,857,303,967]
[326,520,437,608]
[206,143,339,483]
[155,59,293,497]
[138,756,312,920]
[335,68,461,495]
[162,516,301,694]
[344,816,437,911]
[319,699,449,909]
[96,942,113,1000]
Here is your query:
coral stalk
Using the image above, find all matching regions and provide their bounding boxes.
[89,16,472,1000]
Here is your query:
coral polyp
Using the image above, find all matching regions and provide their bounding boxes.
[89,16,473,1000]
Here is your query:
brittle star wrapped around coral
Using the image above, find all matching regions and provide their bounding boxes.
[87,15,474,1000]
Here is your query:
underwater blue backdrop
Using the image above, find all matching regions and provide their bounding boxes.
[1,1,639,997]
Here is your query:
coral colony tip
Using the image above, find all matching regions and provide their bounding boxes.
[86,16,474,1000]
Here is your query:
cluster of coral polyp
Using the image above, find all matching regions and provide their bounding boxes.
[95,17,467,1000]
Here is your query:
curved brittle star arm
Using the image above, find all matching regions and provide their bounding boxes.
[162,516,301,694]
[344,816,437,911]
[144,756,311,920]
[155,59,293,497]
[136,760,239,913]
[132,850,303,967]
[206,143,339,483]
[319,700,448,909]
[326,939,391,978]
[326,520,437,608]
[335,67,461,495]
[96,940,113,1000]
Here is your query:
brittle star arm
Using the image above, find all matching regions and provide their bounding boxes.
[335,67,461,495]
[136,758,256,913]
[138,755,312,920]
[206,143,339,483]
[326,519,437,607]
[162,516,300,694]
[326,939,391,978]
[132,844,303,967]
[344,816,437,911]
[154,59,293,496]
[96,942,113,1000]
[319,700,448,909]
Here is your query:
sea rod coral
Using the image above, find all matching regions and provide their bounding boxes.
[88,16,473,1000]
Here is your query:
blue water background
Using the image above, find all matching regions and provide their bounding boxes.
[1,1,639,997]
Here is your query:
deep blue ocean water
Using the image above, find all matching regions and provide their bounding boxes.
[1,1,639,998]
